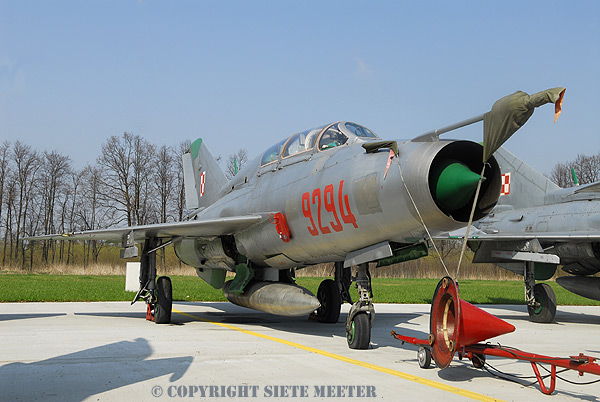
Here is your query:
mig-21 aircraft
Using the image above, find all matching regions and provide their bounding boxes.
[446,145,600,323]
[27,87,565,349]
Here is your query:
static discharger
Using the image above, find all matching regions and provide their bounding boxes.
[392,276,600,395]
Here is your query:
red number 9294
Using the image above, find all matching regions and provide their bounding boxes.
[301,180,358,236]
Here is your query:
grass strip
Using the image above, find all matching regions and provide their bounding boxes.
[0,274,599,305]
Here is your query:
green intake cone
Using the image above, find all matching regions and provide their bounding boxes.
[432,161,483,211]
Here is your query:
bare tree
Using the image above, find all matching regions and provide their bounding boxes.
[225,148,249,180]
[549,161,572,188]
[153,145,175,224]
[574,153,600,184]
[11,142,41,266]
[549,151,600,187]
[2,174,16,265]
[0,141,10,253]
[131,135,157,225]
[97,132,157,226]
[175,139,191,221]
[40,151,71,264]
[76,165,114,265]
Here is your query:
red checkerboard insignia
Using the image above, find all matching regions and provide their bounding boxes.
[500,172,510,195]
[200,171,206,197]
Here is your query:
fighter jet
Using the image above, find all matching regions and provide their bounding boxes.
[447,146,600,323]
[27,87,564,349]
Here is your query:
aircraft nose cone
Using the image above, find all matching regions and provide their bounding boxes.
[431,161,483,211]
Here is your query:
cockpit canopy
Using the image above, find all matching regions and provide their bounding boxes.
[260,122,379,166]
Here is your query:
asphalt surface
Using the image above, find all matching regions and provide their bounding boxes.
[1,301,600,402]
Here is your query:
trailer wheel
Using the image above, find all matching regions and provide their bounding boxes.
[418,346,432,369]
[472,353,486,369]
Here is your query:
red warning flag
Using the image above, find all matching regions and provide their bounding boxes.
[555,88,566,123]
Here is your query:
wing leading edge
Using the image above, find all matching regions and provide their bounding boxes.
[25,215,267,243]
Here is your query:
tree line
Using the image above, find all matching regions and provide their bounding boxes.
[0,133,191,269]
[0,134,597,270]
[548,151,600,187]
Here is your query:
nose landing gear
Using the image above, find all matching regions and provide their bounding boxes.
[314,262,374,350]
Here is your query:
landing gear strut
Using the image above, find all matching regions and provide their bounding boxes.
[524,261,556,323]
[133,238,172,324]
[314,262,374,349]
[346,263,374,349]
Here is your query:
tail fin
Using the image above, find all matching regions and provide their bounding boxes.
[183,138,227,210]
[493,147,559,209]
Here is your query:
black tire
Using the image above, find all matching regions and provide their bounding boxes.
[316,279,342,323]
[346,313,370,349]
[472,353,486,369]
[418,346,432,369]
[527,283,556,323]
[154,276,172,324]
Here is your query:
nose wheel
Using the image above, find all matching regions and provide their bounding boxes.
[345,263,374,349]
[347,312,371,349]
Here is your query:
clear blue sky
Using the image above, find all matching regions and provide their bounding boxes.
[1,1,599,175]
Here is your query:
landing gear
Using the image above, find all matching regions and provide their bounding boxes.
[524,261,556,323]
[346,263,374,349]
[154,276,172,324]
[527,283,556,323]
[316,279,341,323]
[133,237,172,324]
[314,262,349,323]
[347,312,370,349]
[314,262,374,349]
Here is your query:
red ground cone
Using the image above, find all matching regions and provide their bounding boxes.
[458,298,515,346]
[430,277,515,369]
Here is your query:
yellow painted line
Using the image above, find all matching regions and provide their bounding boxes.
[173,308,505,402]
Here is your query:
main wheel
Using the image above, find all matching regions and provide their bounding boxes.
[418,346,432,369]
[154,276,172,324]
[527,283,556,323]
[347,312,370,349]
[316,279,342,323]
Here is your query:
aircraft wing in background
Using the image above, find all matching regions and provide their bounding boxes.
[444,227,600,242]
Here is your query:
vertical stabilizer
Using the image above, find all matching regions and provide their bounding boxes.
[182,138,227,210]
[494,147,559,209]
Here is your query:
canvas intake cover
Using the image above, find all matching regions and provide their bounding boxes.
[482,87,565,162]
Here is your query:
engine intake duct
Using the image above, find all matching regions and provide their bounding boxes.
[428,141,501,222]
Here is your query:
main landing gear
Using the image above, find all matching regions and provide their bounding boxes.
[524,261,556,323]
[133,238,173,324]
[315,262,374,349]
